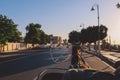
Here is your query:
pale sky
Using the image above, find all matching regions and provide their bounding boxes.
[0,0,120,44]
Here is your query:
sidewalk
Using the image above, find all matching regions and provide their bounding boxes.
[85,49,120,68]
[82,52,115,72]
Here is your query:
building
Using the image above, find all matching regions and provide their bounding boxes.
[52,36,62,44]
[49,35,62,44]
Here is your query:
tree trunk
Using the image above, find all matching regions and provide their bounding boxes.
[94,42,97,52]
[88,43,91,51]
[0,46,1,53]
[32,43,34,48]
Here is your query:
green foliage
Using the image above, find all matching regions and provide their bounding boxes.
[68,25,108,44]
[80,25,108,44]
[24,23,50,47]
[0,14,21,46]
[68,31,80,44]
[40,30,50,44]
[8,30,22,42]
[24,23,50,46]
[24,23,41,46]
[99,25,108,40]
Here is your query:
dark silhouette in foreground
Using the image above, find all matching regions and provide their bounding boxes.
[71,44,89,69]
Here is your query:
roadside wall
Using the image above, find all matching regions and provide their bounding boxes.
[0,43,39,52]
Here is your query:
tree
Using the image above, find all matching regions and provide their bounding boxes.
[80,28,88,44]
[0,15,21,51]
[80,25,108,44]
[8,30,22,42]
[99,25,108,40]
[24,23,41,47]
[39,30,50,44]
[68,31,80,44]
[68,25,107,45]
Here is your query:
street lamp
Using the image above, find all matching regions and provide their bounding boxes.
[91,4,100,53]
[80,23,85,53]
[80,23,84,29]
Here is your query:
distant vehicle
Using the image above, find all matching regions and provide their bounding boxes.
[39,44,50,48]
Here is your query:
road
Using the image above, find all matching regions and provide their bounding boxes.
[0,47,115,80]
[0,47,71,80]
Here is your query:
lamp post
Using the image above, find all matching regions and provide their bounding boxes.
[91,4,100,53]
[80,23,85,55]
[80,23,84,29]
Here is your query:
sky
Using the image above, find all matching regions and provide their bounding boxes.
[0,0,120,44]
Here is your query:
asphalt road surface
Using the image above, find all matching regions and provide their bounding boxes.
[0,47,71,80]
[0,47,115,80]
